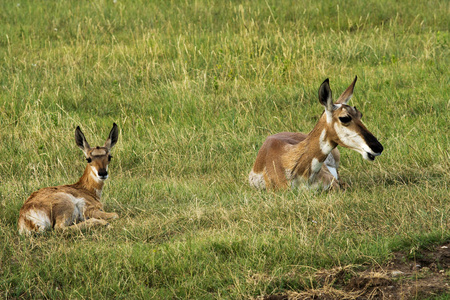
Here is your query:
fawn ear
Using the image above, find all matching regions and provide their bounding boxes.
[104,123,119,151]
[75,126,90,157]
[336,76,357,104]
[318,78,334,112]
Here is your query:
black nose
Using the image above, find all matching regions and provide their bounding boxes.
[363,131,384,154]
[367,137,384,154]
[372,141,384,154]
[368,138,384,154]
[98,169,108,177]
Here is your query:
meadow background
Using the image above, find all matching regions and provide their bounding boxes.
[0,0,449,298]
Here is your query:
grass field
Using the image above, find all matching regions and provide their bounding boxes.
[0,0,449,298]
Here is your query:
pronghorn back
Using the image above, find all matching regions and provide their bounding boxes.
[18,123,120,235]
[249,76,383,190]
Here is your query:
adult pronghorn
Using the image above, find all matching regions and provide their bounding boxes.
[249,76,383,190]
[18,123,119,235]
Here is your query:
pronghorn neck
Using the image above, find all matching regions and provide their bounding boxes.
[307,113,338,156]
[289,114,337,180]
[74,165,105,198]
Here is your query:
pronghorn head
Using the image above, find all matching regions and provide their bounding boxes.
[318,76,384,161]
[75,123,119,181]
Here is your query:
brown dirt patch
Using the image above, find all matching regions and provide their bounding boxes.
[259,242,450,299]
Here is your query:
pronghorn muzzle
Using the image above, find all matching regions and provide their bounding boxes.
[362,131,383,161]
[98,168,108,180]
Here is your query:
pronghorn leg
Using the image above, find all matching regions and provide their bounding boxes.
[90,210,119,220]
[318,168,347,190]
[54,218,110,231]
[321,150,342,190]
[318,165,340,190]
[53,207,116,231]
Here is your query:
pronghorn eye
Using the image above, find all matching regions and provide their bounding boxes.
[86,157,92,163]
[339,116,352,123]
[108,155,112,161]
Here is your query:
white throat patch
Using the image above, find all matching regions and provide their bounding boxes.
[95,188,102,198]
[319,129,334,155]
[90,166,102,183]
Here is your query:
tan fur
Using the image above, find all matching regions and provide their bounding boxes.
[18,124,119,235]
[249,77,383,190]
[251,121,341,190]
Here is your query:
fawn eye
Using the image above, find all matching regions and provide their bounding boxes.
[108,155,112,161]
[339,116,352,123]
[86,157,92,163]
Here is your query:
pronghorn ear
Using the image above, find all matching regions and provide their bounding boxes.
[318,78,334,112]
[75,126,90,156]
[104,123,119,150]
[336,76,357,104]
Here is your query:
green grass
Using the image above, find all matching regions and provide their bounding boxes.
[1,0,449,298]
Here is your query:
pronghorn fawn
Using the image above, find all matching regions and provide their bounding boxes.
[18,123,119,235]
[249,76,383,190]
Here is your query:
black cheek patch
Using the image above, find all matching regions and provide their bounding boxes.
[86,157,92,163]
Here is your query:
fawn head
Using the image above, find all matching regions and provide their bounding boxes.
[75,123,119,181]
